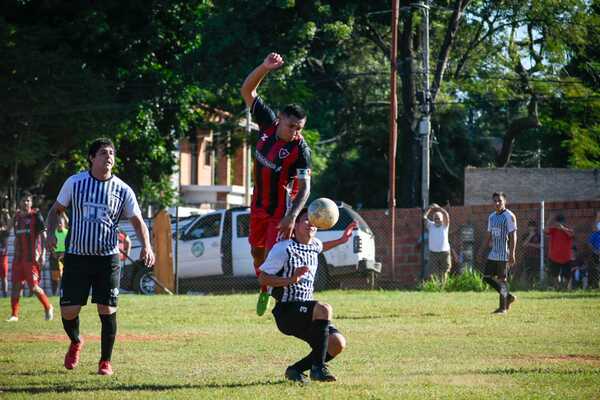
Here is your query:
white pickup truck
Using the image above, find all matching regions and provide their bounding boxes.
[122,203,381,294]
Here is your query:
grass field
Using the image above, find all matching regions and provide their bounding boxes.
[1,290,600,399]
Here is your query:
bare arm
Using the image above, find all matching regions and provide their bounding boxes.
[479,231,491,259]
[423,206,432,221]
[278,178,310,239]
[46,201,67,251]
[508,230,517,265]
[438,207,450,227]
[258,266,309,287]
[124,235,132,256]
[240,53,284,108]
[322,222,357,252]
[130,214,155,267]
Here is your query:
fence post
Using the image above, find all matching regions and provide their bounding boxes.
[539,200,545,284]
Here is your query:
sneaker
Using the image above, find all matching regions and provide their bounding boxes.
[492,308,507,315]
[256,291,271,316]
[45,306,54,321]
[5,315,18,322]
[285,367,309,384]
[507,294,517,310]
[64,339,84,370]
[310,365,337,382]
[98,360,113,376]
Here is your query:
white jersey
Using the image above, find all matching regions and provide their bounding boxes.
[259,237,323,302]
[56,171,141,256]
[487,209,517,262]
[425,220,450,252]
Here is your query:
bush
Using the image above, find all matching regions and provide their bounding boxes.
[419,270,488,292]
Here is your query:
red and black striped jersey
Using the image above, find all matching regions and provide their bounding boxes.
[13,209,45,262]
[251,97,312,218]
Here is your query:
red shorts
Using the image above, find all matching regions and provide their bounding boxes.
[11,260,41,288]
[0,255,7,279]
[249,208,281,251]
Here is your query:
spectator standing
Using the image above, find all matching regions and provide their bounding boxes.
[479,192,517,314]
[517,220,541,287]
[545,214,574,290]
[6,192,53,322]
[423,204,451,282]
[49,214,69,295]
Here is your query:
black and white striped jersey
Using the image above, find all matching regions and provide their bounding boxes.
[259,237,323,302]
[56,171,141,256]
[487,209,517,261]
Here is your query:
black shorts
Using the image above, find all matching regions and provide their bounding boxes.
[60,254,121,307]
[484,259,508,279]
[548,260,571,279]
[272,300,340,344]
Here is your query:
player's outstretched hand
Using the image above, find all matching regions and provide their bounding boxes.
[291,266,310,283]
[263,52,284,70]
[140,246,156,268]
[339,221,358,244]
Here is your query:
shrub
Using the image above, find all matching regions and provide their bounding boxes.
[419,270,487,292]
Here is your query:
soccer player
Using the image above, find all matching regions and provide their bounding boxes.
[258,209,356,383]
[49,214,69,295]
[46,138,155,376]
[0,208,11,297]
[241,52,312,316]
[479,192,517,314]
[6,192,53,322]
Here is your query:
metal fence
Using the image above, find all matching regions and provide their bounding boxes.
[1,200,598,299]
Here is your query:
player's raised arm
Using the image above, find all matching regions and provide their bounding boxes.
[241,52,284,108]
[322,221,358,252]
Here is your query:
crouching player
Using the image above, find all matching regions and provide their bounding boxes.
[258,208,356,383]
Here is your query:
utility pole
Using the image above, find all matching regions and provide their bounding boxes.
[417,0,431,210]
[389,0,399,281]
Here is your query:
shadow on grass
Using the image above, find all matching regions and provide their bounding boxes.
[480,367,600,375]
[0,380,288,394]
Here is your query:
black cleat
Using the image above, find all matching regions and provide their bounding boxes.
[285,367,309,384]
[492,307,507,314]
[310,366,337,382]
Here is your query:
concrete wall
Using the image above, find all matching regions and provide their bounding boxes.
[465,167,600,205]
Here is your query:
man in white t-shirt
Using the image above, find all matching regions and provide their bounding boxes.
[423,203,451,281]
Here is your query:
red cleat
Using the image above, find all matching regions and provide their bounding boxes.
[98,360,113,376]
[64,339,84,370]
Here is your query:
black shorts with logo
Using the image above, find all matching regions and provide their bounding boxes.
[60,253,120,307]
[272,300,340,344]
[548,260,571,279]
[484,259,508,279]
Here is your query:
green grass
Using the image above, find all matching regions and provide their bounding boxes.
[1,291,600,399]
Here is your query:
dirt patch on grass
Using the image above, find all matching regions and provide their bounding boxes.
[3,333,199,343]
[509,354,600,366]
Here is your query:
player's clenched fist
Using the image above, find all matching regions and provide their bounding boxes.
[263,52,284,70]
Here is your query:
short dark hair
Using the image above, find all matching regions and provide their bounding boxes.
[296,207,309,221]
[88,137,115,166]
[281,104,306,120]
[20,191,32,201]
[492,192,507,200]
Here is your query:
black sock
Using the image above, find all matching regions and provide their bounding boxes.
[292,352,335,372]
[62,317,80,344]
[99,313,117,361]
[483,276,501,293]
[310,319,330,369]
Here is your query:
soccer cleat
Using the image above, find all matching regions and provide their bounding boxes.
[45,306,54,321]
[507,294,517,310]
[285,367,309,384]
[310,366,337,382]
[98,360,113,376]
[256,291,271,316]
[492,308,507,315]
[5,315,18,322]
[64,339,84,370]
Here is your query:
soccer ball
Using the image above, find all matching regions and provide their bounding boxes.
[308,198,339,229]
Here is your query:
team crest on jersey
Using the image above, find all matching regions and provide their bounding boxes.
[279,148,290,159]
[261,133,269,142]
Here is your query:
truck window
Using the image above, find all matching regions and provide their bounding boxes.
[236,214,250,238]
[187,214,221,239]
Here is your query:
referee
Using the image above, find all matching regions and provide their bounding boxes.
[46,138,155,376]
[258,208,356,383]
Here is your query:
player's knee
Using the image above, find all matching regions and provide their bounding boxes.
[97,304,117,315]
[61,305,81,320]
[328,332,347,356]
[314,302,333,320]
[31,285,43,294]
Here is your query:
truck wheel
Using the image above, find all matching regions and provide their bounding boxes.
[132,267,156,295]
[314,256,329,292]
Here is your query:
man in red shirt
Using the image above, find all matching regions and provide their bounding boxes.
[241,52,312,316]
[545,214,574,290]
[7,192,53,321]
